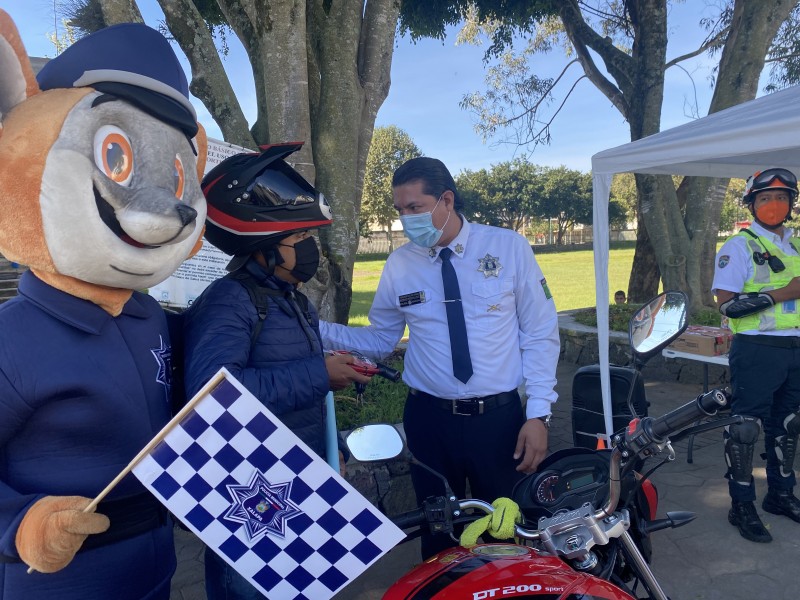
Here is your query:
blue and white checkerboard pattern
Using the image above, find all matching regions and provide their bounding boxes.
[132,369,405,599]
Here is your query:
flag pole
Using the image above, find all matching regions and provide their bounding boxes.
[86,369,228,512]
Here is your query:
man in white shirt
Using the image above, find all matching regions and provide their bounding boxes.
[321,157,559,558]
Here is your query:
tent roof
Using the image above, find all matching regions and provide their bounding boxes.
[591,85,800,178]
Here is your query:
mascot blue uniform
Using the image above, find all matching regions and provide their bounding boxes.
[0,12,207,599]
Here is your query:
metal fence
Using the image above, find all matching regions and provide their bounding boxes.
[355,228,636,254]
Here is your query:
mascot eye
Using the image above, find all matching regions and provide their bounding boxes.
[174,156,185,200]
[94,126,134,186]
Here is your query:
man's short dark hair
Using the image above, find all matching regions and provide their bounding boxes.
[392,157,463,211]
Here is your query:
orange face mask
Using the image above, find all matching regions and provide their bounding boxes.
[755,200,791,227]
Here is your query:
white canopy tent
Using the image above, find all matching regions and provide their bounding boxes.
[590,84,800,440]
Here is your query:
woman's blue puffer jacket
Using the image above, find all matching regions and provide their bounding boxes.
[183,259,330,456]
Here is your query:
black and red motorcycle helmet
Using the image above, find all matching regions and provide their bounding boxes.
[201,142,332,267]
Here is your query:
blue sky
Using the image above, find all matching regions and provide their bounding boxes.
[7,1,724,173]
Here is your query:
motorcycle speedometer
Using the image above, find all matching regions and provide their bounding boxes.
[512,448,612,521]
[534,472,560,505]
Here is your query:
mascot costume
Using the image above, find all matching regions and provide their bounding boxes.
[0,10,207,599]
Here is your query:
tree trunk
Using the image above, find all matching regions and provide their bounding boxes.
[149,0,399,323]
[157,0,255,149]
[627,224,660,303]
[307,0,400,323]
[98,0,143,23]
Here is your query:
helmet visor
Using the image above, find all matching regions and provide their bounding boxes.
[749,168,798,193]
[246,163,318,207]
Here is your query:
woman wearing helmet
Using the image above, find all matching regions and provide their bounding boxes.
[713,167,800,543]
[182,143,370,600]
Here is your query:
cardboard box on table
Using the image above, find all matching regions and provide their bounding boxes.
[667,325,732,357]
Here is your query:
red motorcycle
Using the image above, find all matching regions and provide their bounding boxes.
[346,292,741,600]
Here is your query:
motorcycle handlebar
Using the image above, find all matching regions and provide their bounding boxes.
[376,362,401,382]
[648,389,729,440]
[392,508,427,530]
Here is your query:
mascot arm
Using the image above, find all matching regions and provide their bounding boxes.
[15,496,109,573]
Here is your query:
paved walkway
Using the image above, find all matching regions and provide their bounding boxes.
[171,361,800,599]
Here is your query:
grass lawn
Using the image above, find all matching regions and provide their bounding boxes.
[347,246,636,325]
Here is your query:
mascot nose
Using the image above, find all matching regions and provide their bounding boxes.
[175,203,197,227]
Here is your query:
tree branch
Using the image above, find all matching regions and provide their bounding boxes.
[665,25,730,69]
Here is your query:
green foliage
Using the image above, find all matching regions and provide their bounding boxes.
[572,304,723,333]
[457,158,539,230]
[61,0,105,35]
[334,355,408,429]
[456,160,625,245]
[610,173,638,225]
[399,1,557,48]
[573,303,640,332]
[691,307,725,327]
[764,3,800,92]
[360,126,422,237]
[719,178,748,232]
[536,166,591,244]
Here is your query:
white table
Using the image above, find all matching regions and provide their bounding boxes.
[661,348,729,393]
[661,348,730,463]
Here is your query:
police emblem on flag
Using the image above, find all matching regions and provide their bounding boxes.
[224,471,302,541]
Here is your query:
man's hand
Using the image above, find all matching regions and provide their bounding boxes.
[514,418,548,474]
[16,496,110,573]
[769,277,800,304]
[325,353,372,391]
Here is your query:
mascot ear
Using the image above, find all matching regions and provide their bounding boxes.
[188,123,207,260]
[0,9,40,128]
[194,123,208,181]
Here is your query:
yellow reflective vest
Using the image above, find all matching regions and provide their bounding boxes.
[729,229,800,333]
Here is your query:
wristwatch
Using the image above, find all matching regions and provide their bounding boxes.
[535,414,551,429]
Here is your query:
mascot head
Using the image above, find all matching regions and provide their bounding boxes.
[0,10,207,314]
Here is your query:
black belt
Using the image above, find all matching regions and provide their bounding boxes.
[1,492,168,564]
[734,334,800,348]
[409,389,519,416]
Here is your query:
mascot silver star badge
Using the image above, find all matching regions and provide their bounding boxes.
[477,253,502,277]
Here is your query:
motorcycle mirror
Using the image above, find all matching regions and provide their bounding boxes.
[345,424,404,462]
[629,290,689,362]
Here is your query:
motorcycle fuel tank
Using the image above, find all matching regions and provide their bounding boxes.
[383,544,635,600]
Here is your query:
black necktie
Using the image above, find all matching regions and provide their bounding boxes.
[439,247,473,383]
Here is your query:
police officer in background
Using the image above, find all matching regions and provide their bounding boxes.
[713,168,800,543]
[320,157,559,559]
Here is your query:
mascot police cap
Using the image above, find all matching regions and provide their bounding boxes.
[37,22,198,137]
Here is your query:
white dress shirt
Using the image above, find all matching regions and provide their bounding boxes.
[713,221,800,337]
[320,218,560,419]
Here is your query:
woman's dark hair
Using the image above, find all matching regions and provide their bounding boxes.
[392,157,463,211]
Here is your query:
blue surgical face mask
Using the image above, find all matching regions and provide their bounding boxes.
[399,197,451,248]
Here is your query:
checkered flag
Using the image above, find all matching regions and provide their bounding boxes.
[127,368,404,599]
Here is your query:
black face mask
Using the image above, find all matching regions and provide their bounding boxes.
[280,236,320,283]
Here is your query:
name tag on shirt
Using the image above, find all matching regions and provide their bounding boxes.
[399,291,426,307]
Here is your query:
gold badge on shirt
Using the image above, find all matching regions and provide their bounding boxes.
[477,253,502,277]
